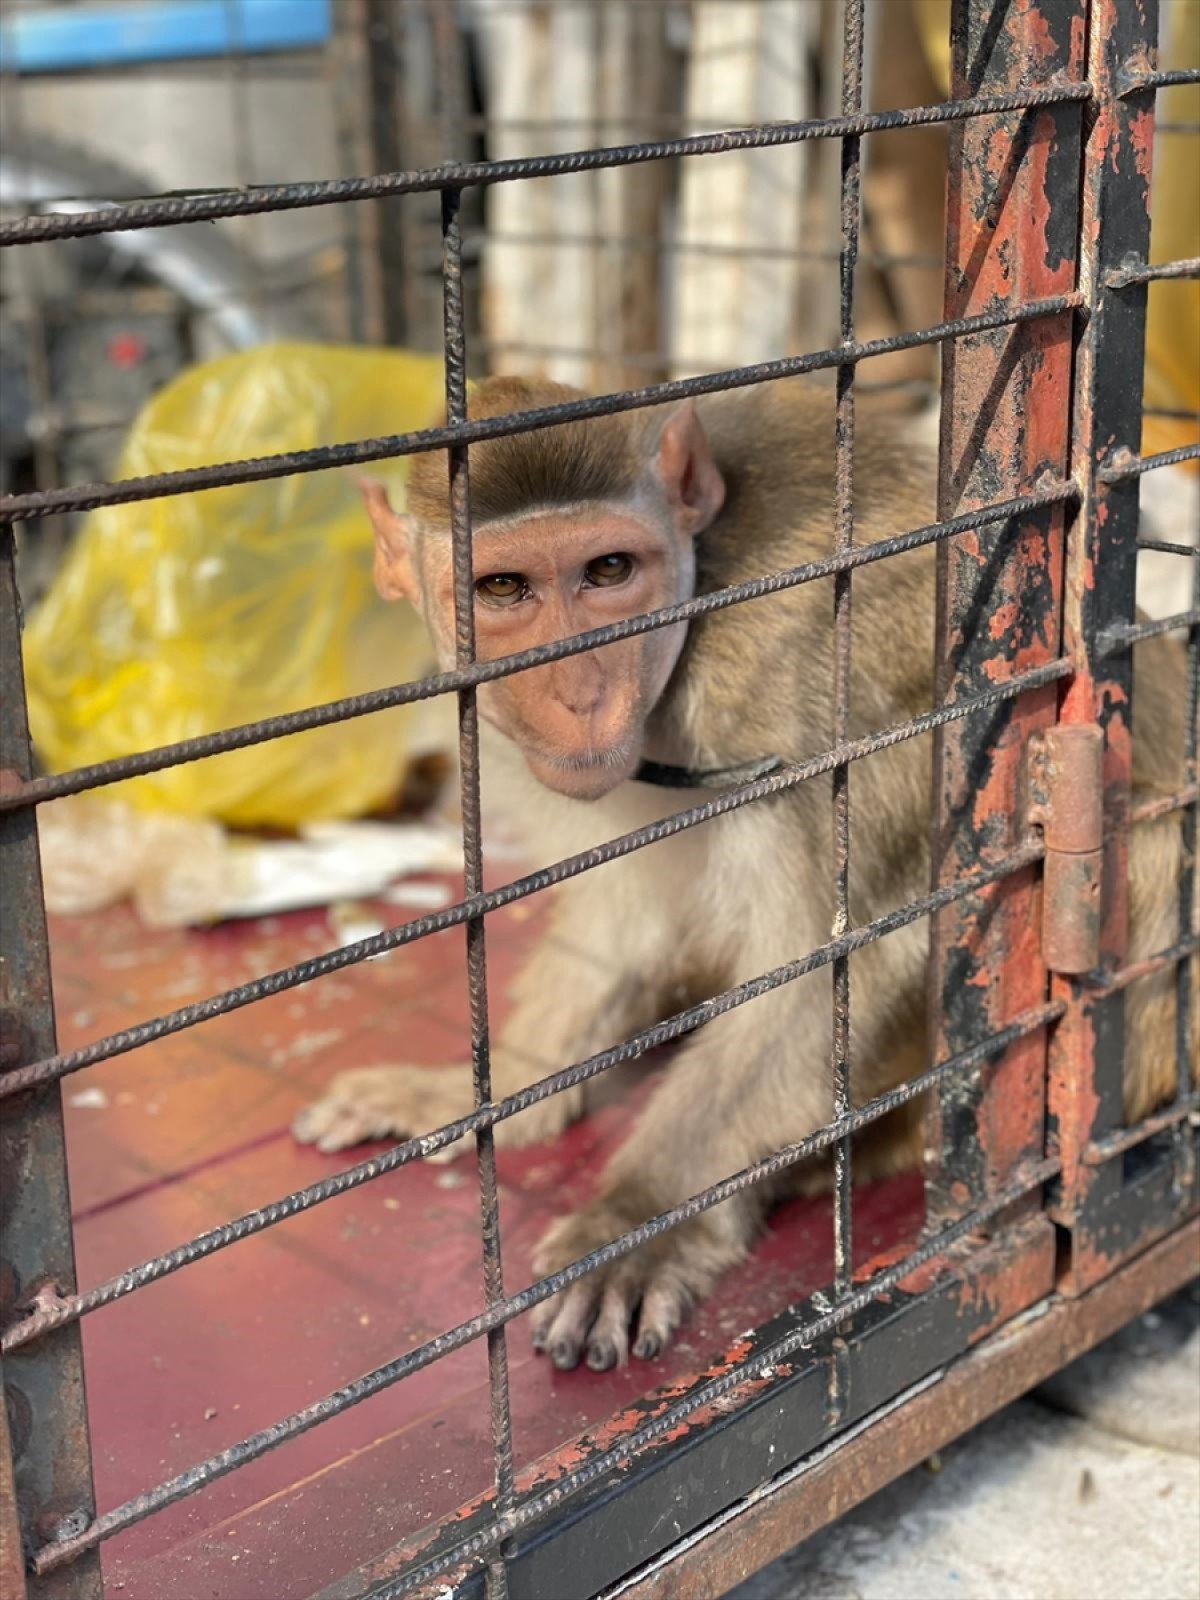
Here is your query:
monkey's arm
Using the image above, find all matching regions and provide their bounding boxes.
[528,968,837,1371]
[291,884,664,1154]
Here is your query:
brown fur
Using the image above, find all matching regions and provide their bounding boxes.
[406,377,648,529]
[296,376,1196,1371]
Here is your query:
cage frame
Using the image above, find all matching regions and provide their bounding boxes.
[1,2,1198,1598]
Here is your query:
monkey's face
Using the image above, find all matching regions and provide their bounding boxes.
[362,395,726,801]
[427,507,696,800]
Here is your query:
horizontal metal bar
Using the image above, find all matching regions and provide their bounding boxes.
[31,1116,1060,1578]
[0,662,1068,1099]
[1131,785,1199,825]
[1085,936,1200,997]
[7,979,1062,1369]
[1118,67,1200,96]
[609,1222,1200,1600]
[1099,442,1200,482]
[0,295,1082,524]
[2,995,1060,1356]
[1104,256,1200,289]
[0,481,1076,813]
[480,334,935,397]
[1098,609,1200,653]
[1082,1093,1200,1166]
[0,85,1092,249]
[1138,537,1198,558]
[356,1160,1063,1600]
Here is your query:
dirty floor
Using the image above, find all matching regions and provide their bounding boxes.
[47,876,925,1600]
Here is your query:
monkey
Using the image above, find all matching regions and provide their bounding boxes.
[293,375,1196,1372]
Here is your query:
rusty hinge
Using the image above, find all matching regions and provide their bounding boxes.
[1026,723,1104,976]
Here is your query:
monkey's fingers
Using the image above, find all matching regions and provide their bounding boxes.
[530,1210,693,1371]
[531,1279,603,1371]
[290,1064,473,1157]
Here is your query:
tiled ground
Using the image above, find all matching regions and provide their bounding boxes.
[47,877,924,1600]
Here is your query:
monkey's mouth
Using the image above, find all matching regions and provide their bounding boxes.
[526,741,640,798]
[545,746,633,772]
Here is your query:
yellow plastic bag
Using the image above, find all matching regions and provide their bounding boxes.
[24,342,447,828]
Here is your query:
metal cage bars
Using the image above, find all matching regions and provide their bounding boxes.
[0,294,1084,526]
[829,0,865,1330]
[0,651,1075,1100]
[0,85,1097,250]
[1,4,1197,1598]
[1049,0,1199,1296]
[27,970,1058,1579]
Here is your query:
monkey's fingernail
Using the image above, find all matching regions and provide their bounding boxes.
[586,1341,617,1372]
[531,1327,547,1352]
[633,1332,662,1360]
[551,1340,580,1371]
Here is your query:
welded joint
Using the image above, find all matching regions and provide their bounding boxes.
[1026,725,1105,976]
[1115,58,1157,99]
[1097,447,1138,485]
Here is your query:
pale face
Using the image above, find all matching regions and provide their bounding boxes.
[417,506,695,800]
[363,399,726,801]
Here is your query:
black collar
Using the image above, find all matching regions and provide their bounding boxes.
[633,754,785,790]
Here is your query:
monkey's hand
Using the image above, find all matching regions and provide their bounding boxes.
[529,1190,744,1371]
[291,1065,475,1158]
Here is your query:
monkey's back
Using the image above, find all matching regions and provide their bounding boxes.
[675,382,1192,1117]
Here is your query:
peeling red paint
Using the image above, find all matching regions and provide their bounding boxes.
[1129,108,1156,185]
[929,0,1083,1235]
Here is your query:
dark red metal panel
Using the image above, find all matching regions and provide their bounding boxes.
[0,529,101,1600]
[928,0,1085,1228]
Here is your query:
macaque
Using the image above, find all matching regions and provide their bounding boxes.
[293,376,1196,1371]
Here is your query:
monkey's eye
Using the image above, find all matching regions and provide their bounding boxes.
[584,553,634,587]
[476,573,528,606]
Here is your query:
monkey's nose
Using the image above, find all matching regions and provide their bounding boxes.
[559,688,605,718]
[552,663,606,718]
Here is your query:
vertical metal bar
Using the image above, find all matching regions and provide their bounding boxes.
[831,0,865,1313]
[0,527,101,1600]
[927,0,1085,1223]
[441,186,514,1600]
[1050,0,1172,1291]
[1178,542,1198,1100]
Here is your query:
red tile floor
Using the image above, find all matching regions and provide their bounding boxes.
[48,870,924,1599]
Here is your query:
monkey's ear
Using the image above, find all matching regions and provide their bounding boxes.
[358,477,417,603]
[656,401,726,537]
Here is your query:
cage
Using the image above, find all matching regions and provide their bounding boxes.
[0,3,1197,1599]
